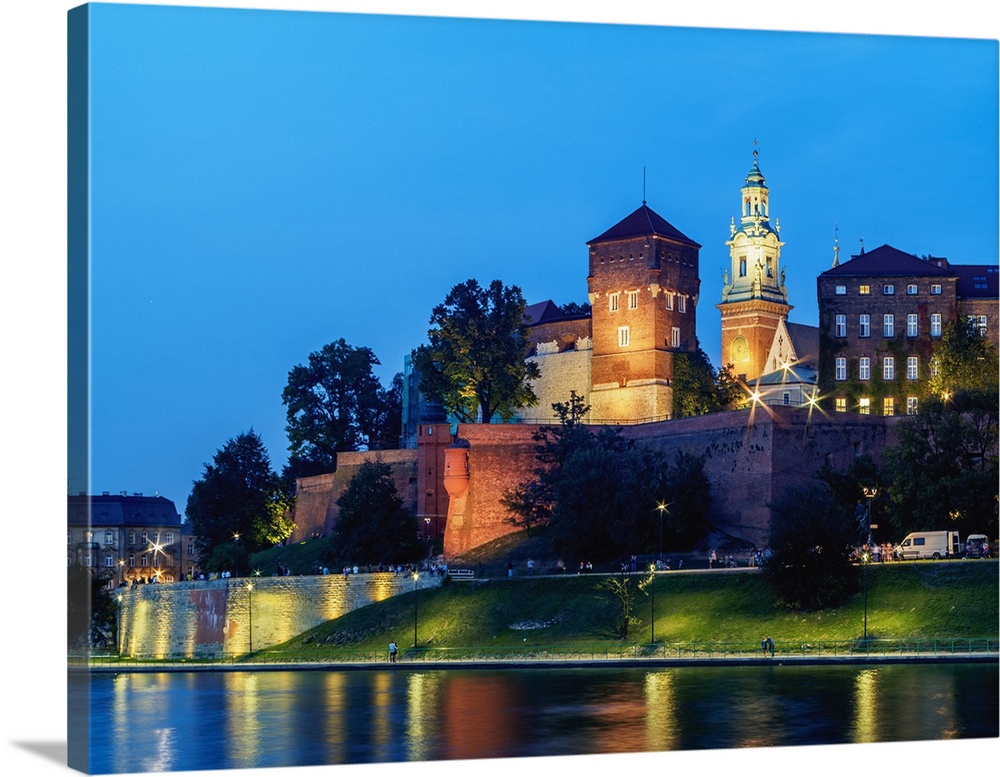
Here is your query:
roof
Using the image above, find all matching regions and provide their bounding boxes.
[523,300,590,326]
[68,493,184,528]
[820,244,952,278]
[587,203,700,248]
[786,322,819,364]
[952,264,999,299]
[752,363,818,388]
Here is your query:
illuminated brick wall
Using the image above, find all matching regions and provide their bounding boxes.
[117,573,441,658]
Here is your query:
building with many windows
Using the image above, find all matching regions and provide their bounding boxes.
[816,244,998,415]
[68,492,199,586]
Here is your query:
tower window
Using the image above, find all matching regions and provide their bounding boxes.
[609,293,620,312]
[739,257,747,277]
[618,326,630,348]
[678,296,686,313]
[666,292,674,311]
[627,290,638,310]
[671,327,681,348]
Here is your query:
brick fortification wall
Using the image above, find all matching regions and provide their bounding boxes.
[516,345,592,424]
[119,573,440,658]
[291,450,418,542]
[440,408,900,555]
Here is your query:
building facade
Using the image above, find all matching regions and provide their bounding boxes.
[68,493,198,586]
[816,244,998,416]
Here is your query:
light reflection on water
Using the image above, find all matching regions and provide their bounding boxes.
[81,664,998,774]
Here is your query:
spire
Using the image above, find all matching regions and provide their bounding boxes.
[832,225,840,267]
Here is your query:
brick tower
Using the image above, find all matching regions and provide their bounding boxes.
[717,148,791,382]
[586,201,701,422]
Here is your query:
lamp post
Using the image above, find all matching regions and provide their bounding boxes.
[656,502,669,563]
[649,564,656,645]
[116,593,124,658]
[424,516,431,542]
[233,532,240,578]
[246,582,254,656]
[412,572,419,649]
[861,487,878,641]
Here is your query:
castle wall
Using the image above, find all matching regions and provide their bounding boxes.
[291,450,418,542]
[515,345,592,423]
[118,574,441,658]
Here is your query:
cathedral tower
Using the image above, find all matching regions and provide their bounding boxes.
[586,202,701,422]
[716,149,791,382]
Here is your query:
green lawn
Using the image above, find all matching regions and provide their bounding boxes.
[267,560,998,658]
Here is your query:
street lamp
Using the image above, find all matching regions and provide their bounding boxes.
[412,572,420,649]
[116,593,124,658]
[861,487,878,642]
[233,532,241,578]
[862,487,878,546]
[246,582,254,656]
[655,502,670,563]
[424,516,431,542]
[648,563,656,645]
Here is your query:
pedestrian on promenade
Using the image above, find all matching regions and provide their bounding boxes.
[763,636,774,657]
[507,561,514,578]
[389,640,398,663]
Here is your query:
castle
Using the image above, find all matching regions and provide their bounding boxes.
[292,152,994,557]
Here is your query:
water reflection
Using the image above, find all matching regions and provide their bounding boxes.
[84,664,997,774]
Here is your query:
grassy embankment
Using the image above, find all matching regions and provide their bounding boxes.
[260,560,998,658]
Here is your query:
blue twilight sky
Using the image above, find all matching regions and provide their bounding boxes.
[78,2,997,516]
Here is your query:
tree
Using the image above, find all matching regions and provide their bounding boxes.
[186,430,294,570]
[412,279,540,423]
[282,340,399,482]
[761,487,859,611]
[928,318,999,398]
[672,347,747,418]
[881,391,999,539]
[598,573,644,640]
[67,564,115,650]
[327,460,422,566]
[559,301,592,317]
[816,455,889,539]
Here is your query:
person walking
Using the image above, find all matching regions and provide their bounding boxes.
[389,640,398,663]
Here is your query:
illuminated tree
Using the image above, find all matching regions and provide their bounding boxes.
[413,278,540,423]
[928,318,999,398]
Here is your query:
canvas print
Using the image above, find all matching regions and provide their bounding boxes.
[64,2,998,775]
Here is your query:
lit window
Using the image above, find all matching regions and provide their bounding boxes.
[907,284,918,295]
[883,284,894,295]
[907,357,918,380]
[907,314,918,337]
[929,357,940,377]
[859,397,871,415]
[665,292,674,311]
[859,357,871,381]
[931,284,942,295]
[859,285,871,295]
[883,357,895,381]
[627,290,638,310]
[609,293,620,312]
[907,397,919,415]
[835,357,846,381]
[931,314,942,337]
[835,397,847,413]
[678,296,686,313]
[859,314,870,338]
[835,285,846,295]
[969,315,988,336]
[883,314,894,338]
[671,327,681,348]
[835,314,846,338]
[883,397,895,416]
[618,326,630,347]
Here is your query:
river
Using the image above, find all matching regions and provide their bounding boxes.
[75,663,998,774]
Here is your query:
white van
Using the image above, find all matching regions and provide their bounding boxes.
[894,531,961,560]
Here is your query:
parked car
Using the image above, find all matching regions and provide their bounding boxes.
[965,534,990,559]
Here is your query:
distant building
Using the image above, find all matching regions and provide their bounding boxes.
[68,492,198,586]
[816,243,999,415]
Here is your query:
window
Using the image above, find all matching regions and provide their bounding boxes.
[835,314,846,338]
[929,357,940,377]
[835,397,847,413]
[128,555,135,568]
[739,257,747,277]
[128,531,136,545]
[188,543,195,556]
[859,397,871,415]
[609,293,620,312]
[165,532,174,545]
[678,295,686,313]
[859,357,871,380]
[883,356,895,381]
[104,554,115,568]
[931,284,942,295]
[627,290,638,310]
[883,314,894,338]
[84,553,94,567]
[141,531,148,544]
[835,357,847,381]
[859,284,871,295]
[67,531,72,544]
[931,313,942,337]
[140,555,149,567]
[782,391,791,406]
[907,284,918,295]
[665,292,674,310]
[618,326,630,347]
[883,397,895,416]
[835,285,846,295]
[907,357,918,380]
[671,327,681,348]
[859,314,870,338]
[969,315,988,336]
[907,313,918,337]
[907,397,919,415]
[105,531,114,545]
[883,284,894,295]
